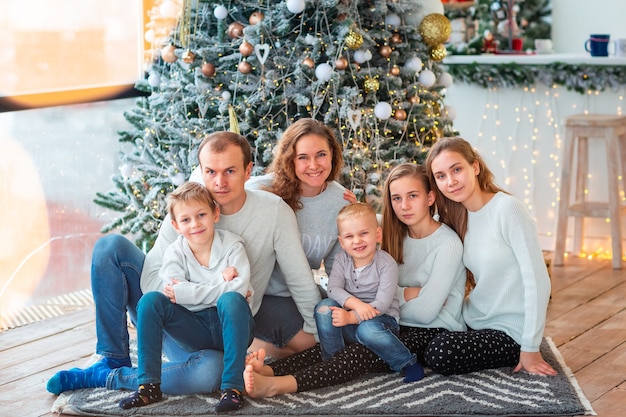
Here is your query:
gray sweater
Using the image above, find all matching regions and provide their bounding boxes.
[246,174,349,296]
[159,230,250,312]
[141,189,321,335]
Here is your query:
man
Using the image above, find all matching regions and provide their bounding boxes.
[47,132,320,410]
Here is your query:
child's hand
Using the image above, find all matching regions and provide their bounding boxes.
[222,266,238,281]
[353,302,380,322]
[164,280,178,304]
[329,306,354,327]
[343,189,357,203]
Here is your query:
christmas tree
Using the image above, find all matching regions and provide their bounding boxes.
[95,0,457,249]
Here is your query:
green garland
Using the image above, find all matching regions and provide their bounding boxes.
[446,62,626,94]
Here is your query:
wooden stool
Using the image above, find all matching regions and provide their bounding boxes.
[554,114,626,269]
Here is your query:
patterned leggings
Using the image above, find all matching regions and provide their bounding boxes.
[423,328,520,375]
[269,326,447,392]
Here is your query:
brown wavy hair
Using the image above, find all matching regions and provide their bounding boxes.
[266,118,343,210]
[380,163,434,264]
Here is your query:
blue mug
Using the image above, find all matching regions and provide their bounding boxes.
[585,34,611,57]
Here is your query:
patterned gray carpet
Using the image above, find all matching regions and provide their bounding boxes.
[51,338,595,416]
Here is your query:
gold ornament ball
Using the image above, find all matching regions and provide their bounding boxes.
[379,45,392,58]
[182,50,195,63]
[394,109,407,121]
[228,22,244,39]
[239,41,254,56]
[390,65,400,76]
[418,14,452,47]
[390,33,402,45]
[430,44,447,61]
[238,61,252,74]
[363,76,379,94]
[249,11,264,25]
[201,62,216,77]
[345,30,364,50]
[161,45,178,63]
[302,57,315,68]
[335,56,348,70]
[409,95,420,105]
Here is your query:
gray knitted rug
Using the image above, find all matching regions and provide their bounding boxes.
[51,337,595,416]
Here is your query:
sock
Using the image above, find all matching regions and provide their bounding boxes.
[119,383,163,409]
[46,359,120,395]
[402,362,425,383]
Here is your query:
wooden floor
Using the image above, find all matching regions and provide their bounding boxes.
[1,254,625,417]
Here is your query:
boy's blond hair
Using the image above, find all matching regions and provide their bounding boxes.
[167,182,217,222]
[336,202,378,231]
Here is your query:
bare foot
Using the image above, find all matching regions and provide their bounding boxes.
[245,348,273,376]
[244,364,272,398]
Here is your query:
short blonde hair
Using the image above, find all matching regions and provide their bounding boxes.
[336,202,378,232]
[167,182,217,222]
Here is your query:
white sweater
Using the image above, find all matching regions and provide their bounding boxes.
[462,192,551,352]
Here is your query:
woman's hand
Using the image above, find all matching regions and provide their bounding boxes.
[403,287,421,301]
[514,351,558,376]
[343,189,357,203]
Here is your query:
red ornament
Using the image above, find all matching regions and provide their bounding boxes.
[228,22,244,39]
[201,62,216,77]
[335,56,348,70]
[239,41,254,57]
[249,11,264,25]
[394,109,407,121]
[238,61,252,74]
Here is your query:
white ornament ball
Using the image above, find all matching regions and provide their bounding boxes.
[385,13,401,28]
[419,69,436,87]
[286,0,306,14]
[213,5,228,20]
[353,50,367,64]
[120,164,133,178]
[404,0,444,27]
[438,72,453,88]
[374,102,393,120]
[170,172,186,186]
[362,50,373,61]
[315,63,333,82]
[404,56,423,73]
[147,72,161,87]
[444,105,457,121]
[221,91,232,101]
[159,1,179,19]
[305,34,317,45]
[144,29,154,43]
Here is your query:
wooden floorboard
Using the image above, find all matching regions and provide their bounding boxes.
[0,254,624,417]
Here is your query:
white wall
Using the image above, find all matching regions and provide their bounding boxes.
[553,0,626,53]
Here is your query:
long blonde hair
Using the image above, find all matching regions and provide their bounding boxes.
[266,118,343,211]
[380,163,433,264]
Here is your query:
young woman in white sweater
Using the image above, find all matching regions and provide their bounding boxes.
[423,136,557,376]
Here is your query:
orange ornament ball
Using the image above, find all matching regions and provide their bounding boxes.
[201,62,216,77]
[379,45,392,58]
[228,22,244,39]
[409,95,420,105]
[390,33,402,45]
[182,50,195,63]
[238,60,252,74]
[390,65,400,76]
[335,56,348,70]
[239,41,254,56]
[394,109,407,121]
[161,45,178,63]
[302,57,315,68]
[249,11,264,25]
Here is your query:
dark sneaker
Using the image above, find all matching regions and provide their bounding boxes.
[215,388,243,413]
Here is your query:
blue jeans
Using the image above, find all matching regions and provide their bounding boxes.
[315,298,416,372]
[91,235,225,393]
[136,291,254,391]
